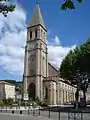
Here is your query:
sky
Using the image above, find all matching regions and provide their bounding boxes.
[0,0,90,81]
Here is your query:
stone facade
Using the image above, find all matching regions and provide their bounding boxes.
[23,3,77,105]
[0,81,15,100]
[86,84,90,101]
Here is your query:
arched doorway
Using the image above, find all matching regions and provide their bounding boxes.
[27,83,35,101]
[45,87,48,99]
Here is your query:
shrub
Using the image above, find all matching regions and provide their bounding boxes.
[40,102,48,107]
[3,98,13,106]
[35,97,41,105]
[0,100,4,107]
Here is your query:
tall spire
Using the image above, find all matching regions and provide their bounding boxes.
[28,3,46,30]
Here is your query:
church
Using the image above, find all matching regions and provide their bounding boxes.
[23,3,77,105]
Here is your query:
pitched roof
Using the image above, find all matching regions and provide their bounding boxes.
[48,62,59,72]
[28,3,46,30]
[0,80,15,86]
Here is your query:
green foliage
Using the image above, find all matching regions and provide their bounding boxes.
[0,100,4,107]
[61,0,83,10]
[32,101,37,107]
[3,98,13,106]
[60,38,90,101]
[40,102,48,107]
[0,0,15,17]
[20,100,24,106]
[35,97,41,105]
[35,97,48,107]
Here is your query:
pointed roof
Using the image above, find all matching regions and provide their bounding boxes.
[28,3,46,30]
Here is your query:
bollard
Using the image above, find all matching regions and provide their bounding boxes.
[6,106,7,112]
[1,107,2,112]
[33,108,35,116]
[59,111,60,120]
[74,112,76,120]
[20,110,22,114]
[58,107,60,120]
[49,107,50,118]
[68,112,70,120]
[81,110,83,120]
[39,107,40,116]
[28,108,29,115]
[12,110,14,114]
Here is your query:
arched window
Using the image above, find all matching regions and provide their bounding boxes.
[28,54,36,62]
[44,32,45,39]
[45,87,48,99]
[41,30,43,38]
[30,31,32,39]
[35,29,37,38]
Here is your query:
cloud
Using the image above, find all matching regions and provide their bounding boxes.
[55,36,60,45]
[48,36,76,69]
[0,2,76,77]
[0,2,27,76]
[47,36,61,46]
[53,36,61,45]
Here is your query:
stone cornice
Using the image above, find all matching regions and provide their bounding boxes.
[26,38,47,45]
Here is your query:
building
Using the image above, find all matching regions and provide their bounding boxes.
[23,3,77,105]
[86,84,90,101]
[0,81,15,100]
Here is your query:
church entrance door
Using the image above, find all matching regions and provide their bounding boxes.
[28,83,35,101]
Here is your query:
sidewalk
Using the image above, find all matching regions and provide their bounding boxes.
[0,113,54,120]
[0,106,39,110]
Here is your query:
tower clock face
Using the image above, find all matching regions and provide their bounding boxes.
[29,44,35,49]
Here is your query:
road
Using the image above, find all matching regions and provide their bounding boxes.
[0,113,53,120]
[0,109,90,120]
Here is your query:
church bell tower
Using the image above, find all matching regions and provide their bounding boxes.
[23,3,48,101]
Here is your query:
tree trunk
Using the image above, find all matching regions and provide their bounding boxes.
[75,89,79,109]
[83,90,86,102]
[83,90,86,107]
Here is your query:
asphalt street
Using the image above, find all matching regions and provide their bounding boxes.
[0,113,53,120]
[0,109,90,120]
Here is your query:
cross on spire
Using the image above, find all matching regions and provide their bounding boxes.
[36,0,40,5]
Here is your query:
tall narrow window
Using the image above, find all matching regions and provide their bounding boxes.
[44,32,45,39]
[45,87,48,99]
[35,29,37,38]
[30,31,32,39]
[28,54,36,62]
[41,30,42,38]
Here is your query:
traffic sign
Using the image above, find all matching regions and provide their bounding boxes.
[17,94,22,99]
[23,94,28,100]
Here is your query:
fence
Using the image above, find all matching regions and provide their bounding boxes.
[0,106,90,120]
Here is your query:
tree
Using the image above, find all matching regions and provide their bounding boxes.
[0,0,15,17]
[60,38,90,103]
[61,0,83,10]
